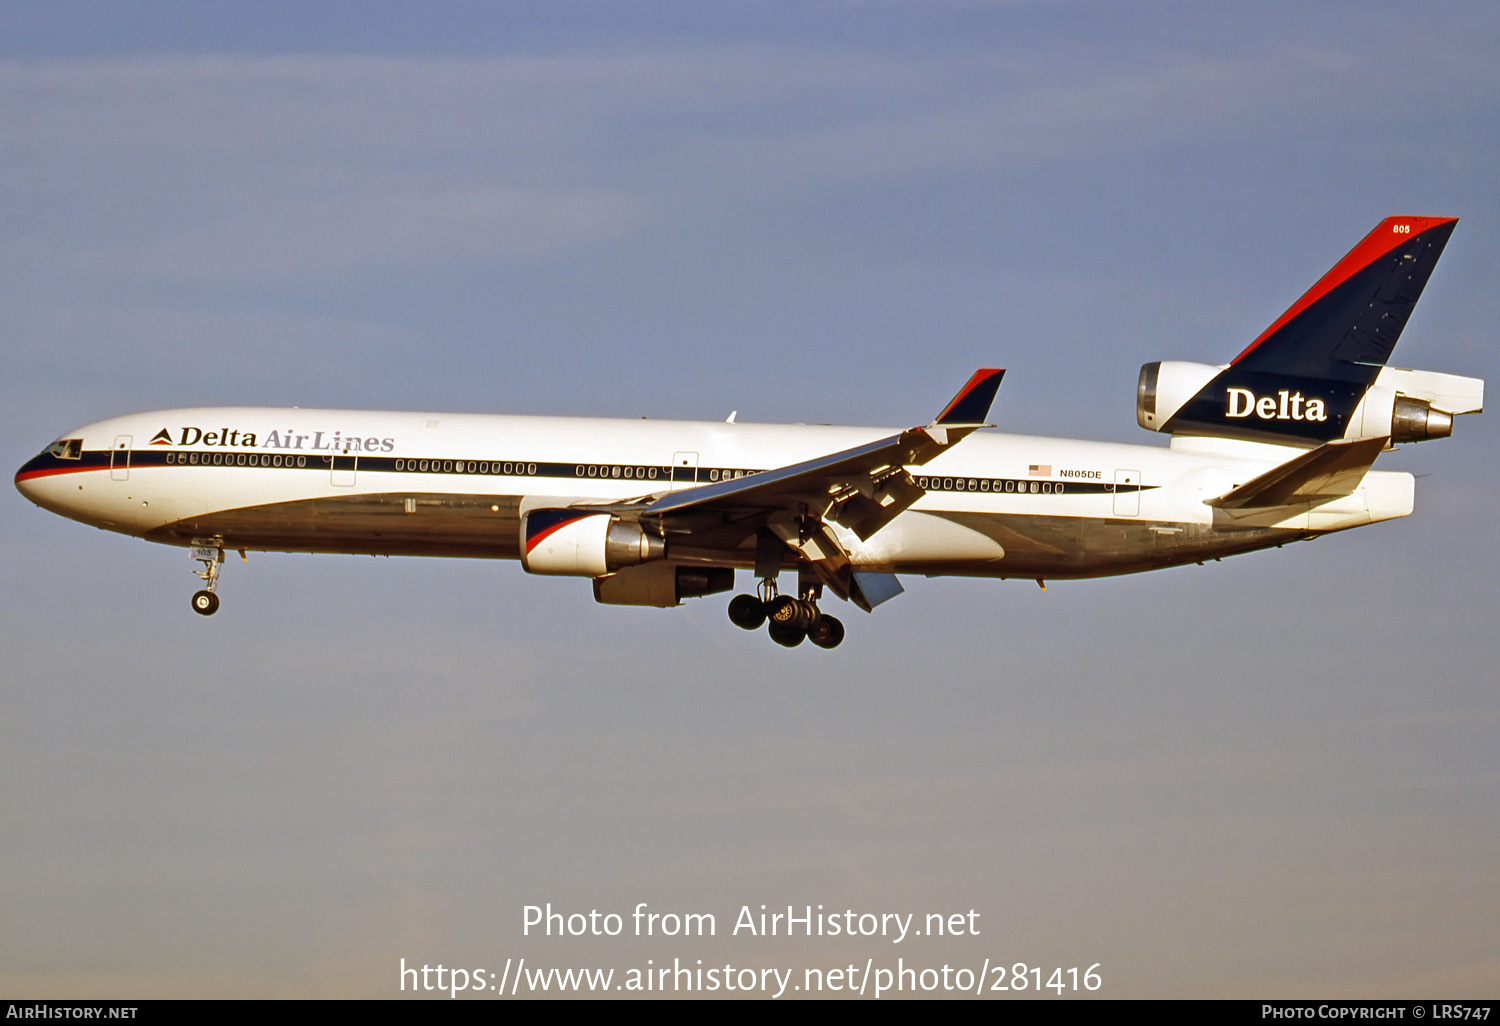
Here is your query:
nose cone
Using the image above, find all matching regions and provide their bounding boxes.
[15,452,51,503]
[15,445,91,519]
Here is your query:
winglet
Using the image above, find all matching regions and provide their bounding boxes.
[932,368,1005,426]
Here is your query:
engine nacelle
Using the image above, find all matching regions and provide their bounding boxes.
[521,509,665,577]
[1344,386,1454,444]
[592,564,735,607]
[1391,397,1453,443]
[1140,360,1480,445]
[1136,361,1221,433]
[1370,366,1482,443]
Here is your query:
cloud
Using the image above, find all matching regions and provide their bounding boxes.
[2,304,418,418]
[6,31,1499,285]
[2,55,661,282]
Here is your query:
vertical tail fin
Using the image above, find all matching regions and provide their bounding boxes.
[1160,216,1458,444]
[1230,215,1457,380]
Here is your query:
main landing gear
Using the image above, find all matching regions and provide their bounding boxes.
[727,579,845,649]
[190,545,224,616]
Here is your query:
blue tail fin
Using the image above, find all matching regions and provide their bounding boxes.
[1162,216,1457,444]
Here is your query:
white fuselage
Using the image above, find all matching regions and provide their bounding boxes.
[16,407,1414,582]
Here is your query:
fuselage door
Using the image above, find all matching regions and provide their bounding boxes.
[670,451,699,491]
[110,435,132,481]
[331,449,357,487]
[1113,469,1141,516]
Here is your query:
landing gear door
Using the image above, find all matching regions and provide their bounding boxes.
[110,435,132,481]
[1113,469,1141,517]
[670,451,698,491]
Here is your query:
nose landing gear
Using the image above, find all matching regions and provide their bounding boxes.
[190,544,224,616]
[726,578,845,648]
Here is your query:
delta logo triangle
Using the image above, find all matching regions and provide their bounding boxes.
[149,428,172,445]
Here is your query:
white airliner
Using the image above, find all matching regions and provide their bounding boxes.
[16,216,1483,648]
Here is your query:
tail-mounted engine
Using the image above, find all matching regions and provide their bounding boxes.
[1136,361,1220,434]
[521,509,665,577]
[1135,216,1481,446]
[1137,361,1482,446]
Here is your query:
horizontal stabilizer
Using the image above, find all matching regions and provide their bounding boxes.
[1207,436,1388,510]
[1376,366,1484,415]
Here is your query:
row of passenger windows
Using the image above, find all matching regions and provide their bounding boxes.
[394,459,537,475]
[576,464,660,480]
[155,452,1077,495]
[573,465,760,482]
[915,476,1065,494]
[168,451,308,468]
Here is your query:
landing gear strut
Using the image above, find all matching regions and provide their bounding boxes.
[726,577,844,649]
[190,545,224,616]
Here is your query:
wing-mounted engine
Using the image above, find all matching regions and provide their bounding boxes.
[521,509,665,577]
[593,564,734,608]
[521,507,732,608]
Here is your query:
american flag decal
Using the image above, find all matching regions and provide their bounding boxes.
[1029,464,1051,477]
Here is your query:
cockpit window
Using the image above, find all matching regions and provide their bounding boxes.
[47,439,83,460]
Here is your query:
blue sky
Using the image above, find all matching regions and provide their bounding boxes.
[4,1,1498,998]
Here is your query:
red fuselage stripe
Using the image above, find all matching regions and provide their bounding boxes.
[14,464,101,483]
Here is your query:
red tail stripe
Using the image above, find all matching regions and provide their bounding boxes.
[1231,216,1457,366]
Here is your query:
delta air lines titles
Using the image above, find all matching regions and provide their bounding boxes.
[1225,388,1330,422]
[149,425,397,452]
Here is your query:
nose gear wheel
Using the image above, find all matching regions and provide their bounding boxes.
[190,544,225,616]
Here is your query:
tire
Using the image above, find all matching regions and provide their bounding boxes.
[191,590,220,616]
[797,599,819,628]
[767,595,799,624]
[808,615,845,649]
[767,620,805,648]
[768,595,813,630]
[727,594,767,630]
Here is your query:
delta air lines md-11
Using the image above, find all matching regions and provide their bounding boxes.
[15,217,1484,648]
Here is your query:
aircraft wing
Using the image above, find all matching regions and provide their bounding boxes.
[577,369,1005,609]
